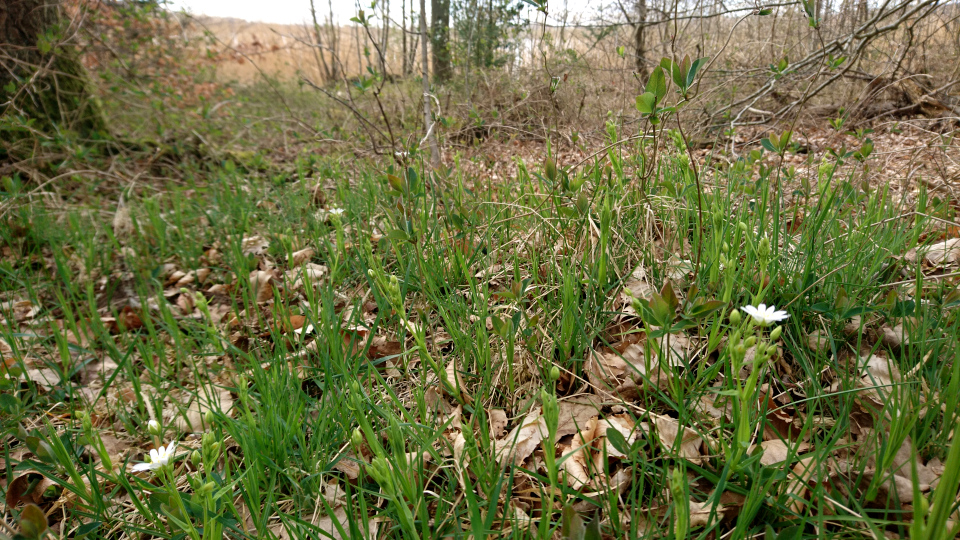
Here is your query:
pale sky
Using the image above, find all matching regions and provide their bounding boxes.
[164,0,609,27]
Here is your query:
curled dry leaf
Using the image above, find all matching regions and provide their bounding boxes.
[596,414,640,459]
[654,332,696,368]
[880,322,908,348]
[858,431,940,503]
[556,395,603,438]
[755,439,811,466]
[20,365,62,392]
[332,452,363,480]
[423,387,461,430]
[285,263,328,291]
[559,416,599,489]
[291,247,316,267]
[784,456,822,515]
[443,359,466,395]
[172,388,234,433]
[585,344,645,390]
[695,387,730,421]
[905,237,960,266]
[452,431,469,468]
[5,471,57,508]
[241,235,270,257]
[654,416,704,464]
[585,466,633,496]
[250,270,276,303]
[620,265,656,316]
[494,408,547,466]
[858,353,902,406]
[689,500,715,528]
[804,331,831,353]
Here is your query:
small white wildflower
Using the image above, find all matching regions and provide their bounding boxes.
[328,207,345,216]
[740,304,789,326]
[132,442,177,472]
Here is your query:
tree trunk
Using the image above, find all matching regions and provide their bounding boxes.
[327,0,339,80]
[420,0,440,167]
[430,0,452,83]
[402,0,409,75]
[1,0,108,155]
[309,0,333,81]
[380,0,390,78]
[634,0,648,78]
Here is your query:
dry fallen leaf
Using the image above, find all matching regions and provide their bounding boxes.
[172,388,234,432]
[595,414,640,459]
[859,353,902,406]
[654,332,696,368]
[494,408,547,466]
[784,456,821,515]
[755,439,811,466]
[560,416,599,489]
[654,416,704,464]
[250,270,276,303]
[556,395,603,438]
[585,344,645,389]
[291,247,316,267]
[804,330,831,353]
[242,235,270,256]
[857,431,940,503]
[5,471,56,508]
[905,237,960,266]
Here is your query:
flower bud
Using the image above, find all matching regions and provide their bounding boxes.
[729,310,741,325]
[549,366,560,382]
[191,450,202,467]
[744,336,757,348]
[541,390,559,435]
[722,242,730,252]
[734,343,747,358]
[769,325,783,341]
[759,236,771,259]
[199,481,216,496]
[204,410,215,427]
[351,427,364,449]
[77,410,93,433]
[738,222,748,232]
[368,457,395,497]
[917,494,929,516]
[148,419,161,436]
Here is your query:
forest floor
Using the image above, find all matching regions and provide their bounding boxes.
[2,80,960,540]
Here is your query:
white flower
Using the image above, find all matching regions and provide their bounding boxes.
[741,304,789,326]
[328,207,345,216]
[132,442,177,472]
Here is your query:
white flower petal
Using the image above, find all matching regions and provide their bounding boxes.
[132,462,155,472]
